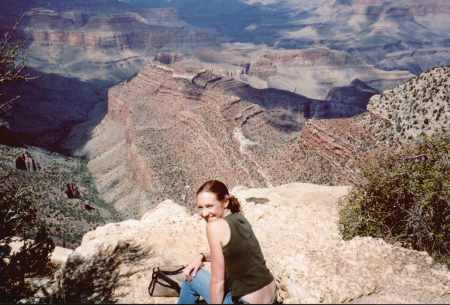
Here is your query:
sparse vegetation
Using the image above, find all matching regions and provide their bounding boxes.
[0,145,120,248]
[55,241,151,303]
[338,132,450,267]
[0,16,40,116]
[0,188,56,303]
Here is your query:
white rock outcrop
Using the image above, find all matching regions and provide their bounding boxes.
[66,183,450,304]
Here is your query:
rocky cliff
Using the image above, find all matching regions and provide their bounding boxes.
[289,65,450,185]
[18,8,217,51]
[0,3,219,150]
[55,183,450,304]
[176,48,413,99]
[66,61,383,217]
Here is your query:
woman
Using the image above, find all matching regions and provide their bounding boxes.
[178,180,276,304]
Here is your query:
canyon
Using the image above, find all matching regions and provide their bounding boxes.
[1,0,450,302]
[2,0,449,152]
[66,62,357,217]
[64,63,450,218]
[0,0,448,229]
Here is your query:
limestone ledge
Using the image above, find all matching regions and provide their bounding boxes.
[68,183,450,304]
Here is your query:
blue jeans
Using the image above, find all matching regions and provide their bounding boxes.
[177,269,249,304]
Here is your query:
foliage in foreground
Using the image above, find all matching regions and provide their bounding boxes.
[55,241,151,303]
[339,131,450,267]
[0,188,55,303]
[1,15,39,117]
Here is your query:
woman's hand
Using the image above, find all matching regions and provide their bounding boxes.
[182,253,204,282]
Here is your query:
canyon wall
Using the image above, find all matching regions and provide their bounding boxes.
[18,8,217,51]
[175,48,413,99]
[68,62,378,217]
[67,64,450,217]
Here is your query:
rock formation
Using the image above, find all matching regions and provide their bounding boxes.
[251,65,450,186]
[15,151,41,172]
[176,48,413,99]
[67,61,381,217]
[57,183,450,304]
[367,65,450,142]
[19,9,217,51]
[324,78,379,109]
[64,183,81,199]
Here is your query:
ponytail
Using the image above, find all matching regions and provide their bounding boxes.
[197,180,242,214]
[228,195,242,214]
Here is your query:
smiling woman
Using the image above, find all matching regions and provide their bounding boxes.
[178,180,276,304]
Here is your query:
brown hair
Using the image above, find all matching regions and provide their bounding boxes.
[197,180,242,214]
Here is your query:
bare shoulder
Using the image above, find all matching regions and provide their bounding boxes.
[206,218,228,232]
[207,218,231,247]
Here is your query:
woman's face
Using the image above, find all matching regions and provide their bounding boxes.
[197,191,229,222]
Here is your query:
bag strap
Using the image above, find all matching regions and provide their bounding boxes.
[148,266,184,296]
[157,270,182,293]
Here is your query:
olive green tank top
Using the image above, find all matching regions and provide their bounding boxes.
[222,213,274,297]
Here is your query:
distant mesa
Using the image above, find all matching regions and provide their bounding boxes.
[324,78,379,110]
[15,7,218,51]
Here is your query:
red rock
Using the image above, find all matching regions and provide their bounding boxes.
[18,8,218,51]
[15,151,41,172]
[65,183,81,199]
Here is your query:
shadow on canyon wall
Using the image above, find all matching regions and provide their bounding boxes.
[1,68,110,154]
[1,64,377,154]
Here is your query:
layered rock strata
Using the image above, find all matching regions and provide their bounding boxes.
[18,8,217,51]
[61,183,450,304]
[176,48,413,99]
[70,61,378,217]
[251,65,450,186]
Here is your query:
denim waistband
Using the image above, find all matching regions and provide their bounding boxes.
[231,296,249,304]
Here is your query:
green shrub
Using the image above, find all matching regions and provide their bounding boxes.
[338,131,450,267]
[0,188,55,302]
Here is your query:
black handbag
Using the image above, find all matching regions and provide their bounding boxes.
[148,265,185,297]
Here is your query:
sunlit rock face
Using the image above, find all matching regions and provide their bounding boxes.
[64,183,450,304]
[16,8,217,51]
[175,48,413,99]
[66,61,382,218]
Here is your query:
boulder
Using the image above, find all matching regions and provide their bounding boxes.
[15,151,41,172]
[84,203,96,211]
[64,183,81,199]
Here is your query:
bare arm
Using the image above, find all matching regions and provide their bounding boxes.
[207,220,228,304]
[182,252,210,281]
